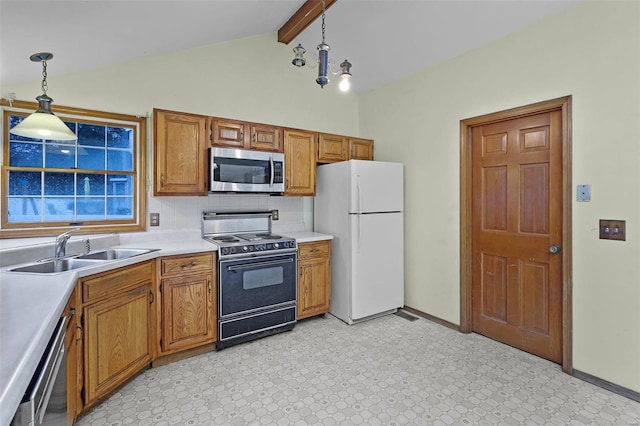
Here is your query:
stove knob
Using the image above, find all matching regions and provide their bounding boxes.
[274,243,280,249]
[242,246,248,252]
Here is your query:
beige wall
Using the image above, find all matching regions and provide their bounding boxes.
[359,1,640,392]
[3,2,639,394]
[2,33,360,232]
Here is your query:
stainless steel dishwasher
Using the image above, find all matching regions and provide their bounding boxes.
[11,316,68,426]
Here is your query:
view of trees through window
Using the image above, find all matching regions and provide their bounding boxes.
[5,114,136,225]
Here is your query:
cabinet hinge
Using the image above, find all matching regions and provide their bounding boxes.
[159,284,162,292]
[80,386,85,401]
[160,338,163,348]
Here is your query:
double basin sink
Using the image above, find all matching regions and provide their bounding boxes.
[8,248,159,274]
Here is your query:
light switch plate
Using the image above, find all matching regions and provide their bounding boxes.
[577,185,591,202]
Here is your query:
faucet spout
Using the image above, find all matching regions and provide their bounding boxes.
[54,228,80,258]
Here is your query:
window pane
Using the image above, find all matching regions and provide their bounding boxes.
[107,149,133,171]
[77,198,106,220]
[107,174,133,195]
[78,147,106,170]
[44,172,74,195]
[8,171,41,195]
[107,197,133,219]
[107,127,133,149]
[10,142,43,167]
[7,197,41,222]
[44,197,75,221]
[45,144,76,168]
[77,174,105,196]
[78,123,106,147]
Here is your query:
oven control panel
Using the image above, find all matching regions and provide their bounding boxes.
[218,240,297,257]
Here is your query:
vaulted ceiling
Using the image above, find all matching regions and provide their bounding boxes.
[1,0,582,94]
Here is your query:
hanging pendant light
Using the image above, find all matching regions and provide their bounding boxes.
[291,0,352,91]
[9,52,77,141]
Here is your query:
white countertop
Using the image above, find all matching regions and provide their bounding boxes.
[0,230,332,425]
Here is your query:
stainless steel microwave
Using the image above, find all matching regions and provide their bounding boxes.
[209,147,285,194]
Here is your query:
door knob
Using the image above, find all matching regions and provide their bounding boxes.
[549,245,562,254]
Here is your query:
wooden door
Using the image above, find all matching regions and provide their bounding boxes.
[318,133,348,163]
[160,272,215,353]
[348,138,374,160]
[84,284,153,405]
[297,241,331,319]
[471,110,563,363]
[154,109,207,195]
[284,129,316,196]
[249,123,283,152]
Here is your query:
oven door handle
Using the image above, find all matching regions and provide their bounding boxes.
[227,257,294,271]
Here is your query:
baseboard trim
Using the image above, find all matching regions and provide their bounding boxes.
[573,369,640,402]
[403,306,460,331]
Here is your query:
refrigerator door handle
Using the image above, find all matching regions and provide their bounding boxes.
[356,178,362,214]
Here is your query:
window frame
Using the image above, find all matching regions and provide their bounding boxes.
[1,99,147,237]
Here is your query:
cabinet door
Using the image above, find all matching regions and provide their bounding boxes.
[211,118,248,148]
[154,109,208,195]
[318,134,348,163]
[84,284,153,406]
[160,272,216,354]
[297,240,331,320]
[298,257,331,320]
[348,138,374,160]
[249,123,283,152]
[284,129,316,196]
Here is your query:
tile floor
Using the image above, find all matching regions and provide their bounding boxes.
[77,312,640,426]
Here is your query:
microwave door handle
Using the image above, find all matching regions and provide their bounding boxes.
[269,156,274,187]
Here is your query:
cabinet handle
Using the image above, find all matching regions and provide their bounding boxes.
[160,173,164,188]
[75,325,83,342]
[239,130,244,142]
[253,132,257,144]
[181,261,196,270]
[207,277,212,294]
[149,290,154,304]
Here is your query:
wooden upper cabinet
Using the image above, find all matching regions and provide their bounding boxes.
[284,129,316,196]
[210,118,247,148]
[317,133,348,163]
[249,123,283,152]
[349,138,374,160]
[154,109,208,196]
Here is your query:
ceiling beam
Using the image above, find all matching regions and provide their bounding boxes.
[277,0,337,45]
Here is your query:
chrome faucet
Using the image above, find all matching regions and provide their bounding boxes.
[54,228,80,258]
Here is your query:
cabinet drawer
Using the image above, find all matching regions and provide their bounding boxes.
[82,260,154,304]
[160,253,214,277]
[298,240,331,260]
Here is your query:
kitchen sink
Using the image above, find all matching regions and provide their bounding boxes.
[75,248,159,261]
[9,258,103,274]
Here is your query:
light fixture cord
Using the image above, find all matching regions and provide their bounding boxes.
[41,59,48,95]
[321,0,326,44]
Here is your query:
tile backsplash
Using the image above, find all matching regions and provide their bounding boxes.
[146,194,312,233]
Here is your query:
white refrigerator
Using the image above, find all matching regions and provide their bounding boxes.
[314,160,404,324]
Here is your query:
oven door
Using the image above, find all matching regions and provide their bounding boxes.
[219,252,297,318]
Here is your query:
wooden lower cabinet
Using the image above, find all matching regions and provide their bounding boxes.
[297,240,332,319]
[157,252,216,355]
[80,261,155,408]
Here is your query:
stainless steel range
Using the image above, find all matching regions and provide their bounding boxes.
[202,211,297,349]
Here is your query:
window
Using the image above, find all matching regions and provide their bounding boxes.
[1,100,146,236]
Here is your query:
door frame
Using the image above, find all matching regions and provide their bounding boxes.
[459,96,573,374]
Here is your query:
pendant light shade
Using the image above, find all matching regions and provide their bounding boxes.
[9,52,77,141]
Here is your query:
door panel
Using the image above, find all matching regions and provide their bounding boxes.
[472,111,563,363]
